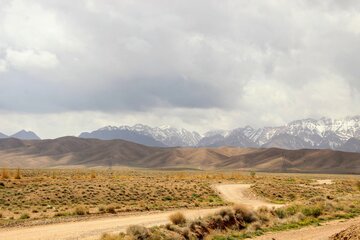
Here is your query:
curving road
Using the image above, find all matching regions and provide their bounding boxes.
[213,184,282,209]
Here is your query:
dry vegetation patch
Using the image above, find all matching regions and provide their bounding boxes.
[0,169,232,226]
[98,173,360,240]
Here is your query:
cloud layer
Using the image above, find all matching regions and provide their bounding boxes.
[0,0,359,137]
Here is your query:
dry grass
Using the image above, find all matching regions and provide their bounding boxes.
[96,172,360,240]
[0,168,359,233]
[0,169,229,226]
[1,168,9,179]
[126,225,150,240]
[14,168,21,179]
[169,212,186,225]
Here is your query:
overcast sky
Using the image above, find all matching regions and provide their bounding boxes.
[0,0,360,138]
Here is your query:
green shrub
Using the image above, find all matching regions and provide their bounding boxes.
[302,207,322,218]
[275,208,286,219]
[285,205,300,216]
[19,213,30,219]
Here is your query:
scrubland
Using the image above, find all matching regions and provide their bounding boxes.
[1,168,360,239]
[0,168,227,226]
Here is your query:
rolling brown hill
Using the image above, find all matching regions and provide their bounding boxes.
[0,137,359,173]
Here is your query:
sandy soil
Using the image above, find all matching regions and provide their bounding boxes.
[254,217,360,240]
[0,184,269,240]
[314,179,333,185]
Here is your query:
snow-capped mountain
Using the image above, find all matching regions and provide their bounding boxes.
[202,116,360,151]
[79,116,360,152]
[79,124,201,147]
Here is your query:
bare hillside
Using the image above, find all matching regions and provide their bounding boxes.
[0,137,359,173]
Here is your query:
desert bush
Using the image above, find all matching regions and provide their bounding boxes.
[19,213,30,219]
[301,206,322,218]
[274,208,286,219]
[100,233,124,240]
[54,212,72,217]
[74,206,89,215]
[90,171,97,179]
[106,205,116,214]
[206,208,237,230]
[233,204,257,223]
[126,225,150,240]
[98,205,106,213]
[284,205,300,216]
[206,214,225,230]
[169,212,186,225]
[356,181,360,191]
[218,208,236,228]
[189,219,209,239]
[165,224,190,238]
[0,212,3,218]
[14,168,21,179]
[1,168,9,179]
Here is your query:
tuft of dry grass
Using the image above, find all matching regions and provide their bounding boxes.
[1,168,9,179]
[90,170,97,179]
[100,233,124,240]
[233,204,257,223]
[106,205,117,214]
[126,225,150,240]
[73,206,89,216]
[14,168,21,180]
[169,212,186,225]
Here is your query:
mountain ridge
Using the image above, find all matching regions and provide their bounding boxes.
[0,136,359,174]
[11,130,41,140]
[79,116,360,152]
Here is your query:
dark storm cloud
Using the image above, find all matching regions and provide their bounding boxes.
[0,0,360,138]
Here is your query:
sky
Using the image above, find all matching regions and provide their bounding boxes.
[0,0,360,138]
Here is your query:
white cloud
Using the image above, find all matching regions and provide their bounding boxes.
[0,59,7,73]
[5,49,59,71]
[0,0,78,50]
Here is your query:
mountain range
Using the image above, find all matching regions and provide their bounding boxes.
[0,137,359,174]
[1,116,359,153]
[79,116,360,153]
[0,130,41,140]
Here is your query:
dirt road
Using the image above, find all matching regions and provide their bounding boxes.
[0,208,221,240]
[254,217,360,240]
[213,184,282,209]
[0,183,274,240]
